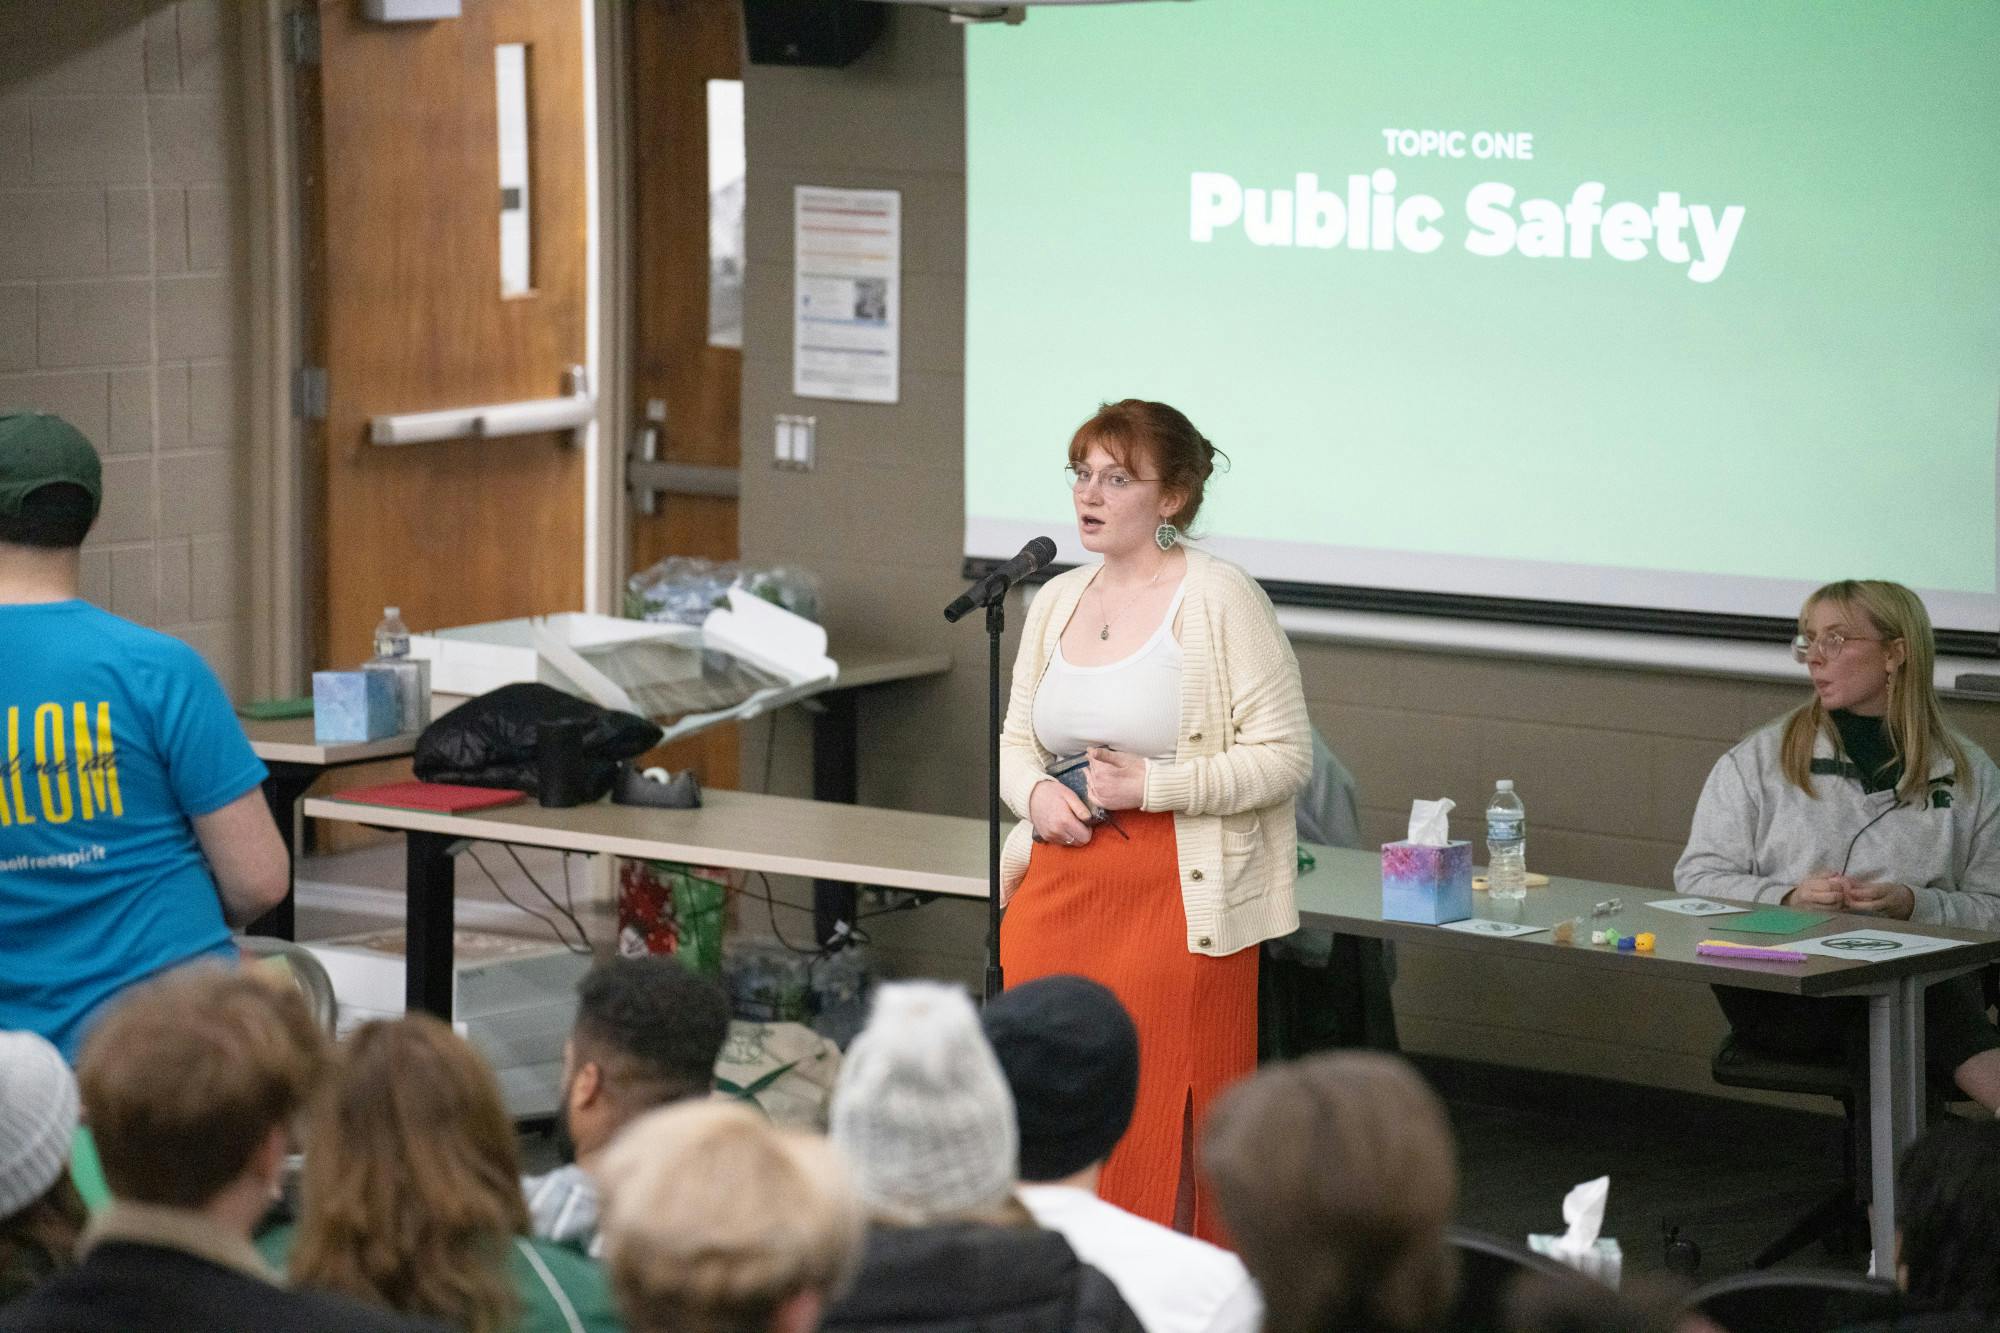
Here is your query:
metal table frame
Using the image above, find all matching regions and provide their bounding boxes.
[1292,844,2000,1268]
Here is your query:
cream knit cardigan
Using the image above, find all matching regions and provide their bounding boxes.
[999,547,1312,957]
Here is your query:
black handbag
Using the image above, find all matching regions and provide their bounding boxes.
[413,682,662,802]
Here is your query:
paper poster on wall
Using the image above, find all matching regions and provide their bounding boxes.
[793,186,900,403]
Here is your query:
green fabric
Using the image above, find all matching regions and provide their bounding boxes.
[69,1126,110,1213]
[1830,708,1903,794]
[0,413,101,518]
[259,1224,623,1333]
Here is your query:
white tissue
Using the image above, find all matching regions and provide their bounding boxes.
[1551,1176,1607,1259]
[1529,1175,1622,1287]
[1406,798,1455,846]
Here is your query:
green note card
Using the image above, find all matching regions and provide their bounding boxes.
[1718,908,1822,935]
[237,696,315,720]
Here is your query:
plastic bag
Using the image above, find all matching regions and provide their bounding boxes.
[625,557,822,626]
[412,682,661,800]
[723,939,815,1023]
[617,861,733,975]
[714,1020,843,1131]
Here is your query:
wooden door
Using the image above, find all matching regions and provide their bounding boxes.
[628,0,744,787]
[308,0,591,669]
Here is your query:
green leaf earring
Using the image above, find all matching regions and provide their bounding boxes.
[1154,523,1179,551]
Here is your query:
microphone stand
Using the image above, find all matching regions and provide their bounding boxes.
[945,540,1053,1002]
[983,596,1005,1001]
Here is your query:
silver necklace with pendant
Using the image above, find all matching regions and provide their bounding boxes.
[1097,561,1168,640]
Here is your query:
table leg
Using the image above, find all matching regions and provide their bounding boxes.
[247,762,319,940]
[406,831,457,1019]
[1867,976,1927,1269]
[812,688,860,948]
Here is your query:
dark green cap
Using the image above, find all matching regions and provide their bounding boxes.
[0,414,102,520]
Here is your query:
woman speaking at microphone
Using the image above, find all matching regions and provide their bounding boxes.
[997,399,1311,1241]
[1676,579,2000,1109]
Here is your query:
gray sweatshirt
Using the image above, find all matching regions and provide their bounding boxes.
[1674,715,2000,929]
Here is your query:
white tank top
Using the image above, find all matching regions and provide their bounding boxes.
[1033,580,1186,762]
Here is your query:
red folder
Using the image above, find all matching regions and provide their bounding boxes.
[332,781,526,813]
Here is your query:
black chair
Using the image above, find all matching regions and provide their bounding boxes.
[1710,1033,1869,1266]
[1444,1225,1595,1333]
[1687,1268,1901,1333]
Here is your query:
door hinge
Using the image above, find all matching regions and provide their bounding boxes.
[293,367,328,421]
[285,9,321,67]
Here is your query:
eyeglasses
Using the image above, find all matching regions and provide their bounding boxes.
[1065,464,1157,493]
[1791,630,1890,663]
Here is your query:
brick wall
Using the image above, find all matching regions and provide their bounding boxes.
[0,0,249,693]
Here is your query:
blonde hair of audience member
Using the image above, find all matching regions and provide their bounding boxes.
[597,1100,864,1333]
[77,966,326,1214]
[1203,1051,1458,1333]
[1780,579,1968,805]
[290,1016,528,1333]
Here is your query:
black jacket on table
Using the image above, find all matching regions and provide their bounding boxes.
[818,1219,1145,1333]
[0,1241,445,1333]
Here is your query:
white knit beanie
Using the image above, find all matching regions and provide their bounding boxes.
[829,981,1018,1224]
[0,1031,78,1218]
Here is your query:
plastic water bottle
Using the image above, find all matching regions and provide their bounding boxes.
[1486,779,1527,900]
[372,606,410,659]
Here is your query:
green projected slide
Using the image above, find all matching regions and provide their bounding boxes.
[965,1,2000,631]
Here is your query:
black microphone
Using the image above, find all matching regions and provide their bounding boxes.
[943,537,1057,622]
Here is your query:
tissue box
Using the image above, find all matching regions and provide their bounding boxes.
[312,670,400,744]
[1381,840,1473,924]
[363,656,431,735]
[1528,1235,1623,1288]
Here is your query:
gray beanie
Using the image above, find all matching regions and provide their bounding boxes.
[829,982,1018,1224]
[0,1031,78,1218]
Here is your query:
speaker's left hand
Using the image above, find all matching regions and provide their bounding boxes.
[1085,747,1147,811]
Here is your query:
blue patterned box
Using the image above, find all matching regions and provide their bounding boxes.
[312,670,400,744]
[1381,840,1473,924]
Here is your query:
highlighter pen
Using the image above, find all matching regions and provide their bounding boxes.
[1697,940,1809,963]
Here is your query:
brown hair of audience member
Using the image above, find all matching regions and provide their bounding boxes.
[1895,1118,2000,1314]
[1067,398,1227,533]
[598,1100,865,1333]
[77,966,327,1210]
[1204,1051,1459,1333]
[290,1016,528,1333]
[0,1177,87,1304]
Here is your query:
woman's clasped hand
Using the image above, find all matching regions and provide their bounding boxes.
[1028,778,1095,847]
[1786,872,1915,918]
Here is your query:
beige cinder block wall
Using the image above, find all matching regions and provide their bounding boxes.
[0,1,252,694]
[739,10,2000,1102]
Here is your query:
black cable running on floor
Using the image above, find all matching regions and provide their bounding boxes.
[465,845,591,955]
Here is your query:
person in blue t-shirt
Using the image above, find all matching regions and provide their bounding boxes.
[0,413,289,1060]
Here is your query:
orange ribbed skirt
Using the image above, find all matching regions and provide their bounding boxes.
[999,808,1258,1244]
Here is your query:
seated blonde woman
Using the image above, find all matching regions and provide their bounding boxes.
[1676,579,2000,1109]
[262,1015,623,1333]
[596,1100,862,1333]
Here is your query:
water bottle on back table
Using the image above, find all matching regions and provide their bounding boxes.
[373,606,410,659]
[1486,779,1527,900]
